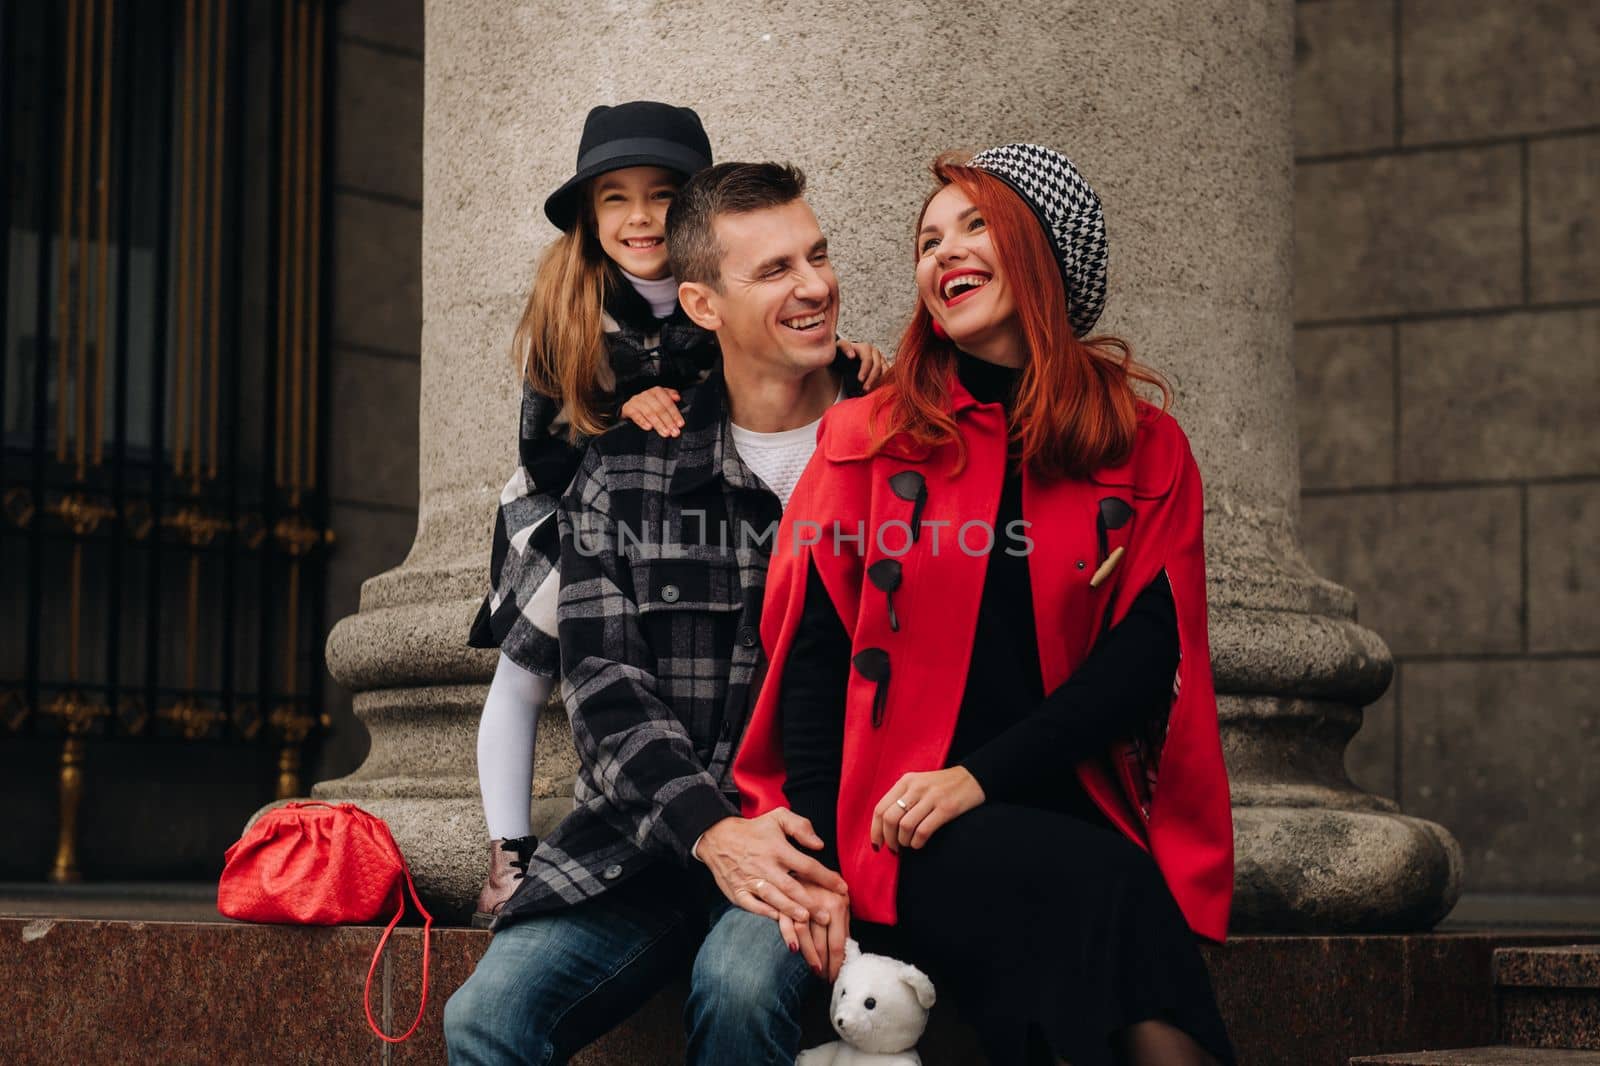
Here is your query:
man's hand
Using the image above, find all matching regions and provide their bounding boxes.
[780,885,851,982]
[697,808,849,923]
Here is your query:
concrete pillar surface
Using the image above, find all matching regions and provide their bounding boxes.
[321,0,1460,930]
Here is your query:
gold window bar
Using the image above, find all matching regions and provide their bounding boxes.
[68,545,83,682]
[207,0,229,482]
[288,0,309,505]
[284,561,299,697]
[303,0,324,492]
[55,0,79,463]
[50,737,86,883]
[48,493,116,885]
[73,1,94,479]
[185,554,200,691]
[92,0,115,470]
[274,0,294,489]
[187,0,211,487]
[172,0,195,478]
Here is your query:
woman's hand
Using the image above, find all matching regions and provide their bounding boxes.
[779,885,852,982]
[872,766,986,853]
[837,339,889,391]
[619,386,684,437]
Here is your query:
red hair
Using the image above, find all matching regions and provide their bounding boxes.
[869,156,1169,479]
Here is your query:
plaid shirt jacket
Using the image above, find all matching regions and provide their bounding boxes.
[495,362,861,926]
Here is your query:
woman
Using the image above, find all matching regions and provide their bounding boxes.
[733,145,1235,1065]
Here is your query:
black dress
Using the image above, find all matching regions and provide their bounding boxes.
[779,352,1235,1066]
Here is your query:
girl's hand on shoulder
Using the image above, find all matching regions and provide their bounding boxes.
[620,386,684,438]
[871,767,985,853]
[836,339,889,391]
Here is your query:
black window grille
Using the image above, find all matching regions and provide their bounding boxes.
[2,0,334,881]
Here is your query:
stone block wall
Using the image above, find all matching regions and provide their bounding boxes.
[314,0,424,786]
[1293,0,1599,898]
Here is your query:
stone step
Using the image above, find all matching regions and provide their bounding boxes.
[1498,946,1600,989]
[5,918,1599,1065]
[1497,946,1600,1050]
[1352,1049,1600,1065]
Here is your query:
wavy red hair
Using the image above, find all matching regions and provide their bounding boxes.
[869,156,1169,479]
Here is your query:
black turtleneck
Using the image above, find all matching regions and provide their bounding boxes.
[946,352,1053,800]
[777,351,1178,871]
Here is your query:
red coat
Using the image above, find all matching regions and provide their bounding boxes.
[733,379,1234,942]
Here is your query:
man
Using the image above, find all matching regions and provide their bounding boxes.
[445,163,870,1065]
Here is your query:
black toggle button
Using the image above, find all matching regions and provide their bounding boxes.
[867,558,903,632]
[1095,496,1134,564]
[852,648,892,727]
[889,471,928,544]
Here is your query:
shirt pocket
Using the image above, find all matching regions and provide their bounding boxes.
[630,556,745,616]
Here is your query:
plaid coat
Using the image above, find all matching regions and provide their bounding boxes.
[468,271,719,675]
[495,361,864,925]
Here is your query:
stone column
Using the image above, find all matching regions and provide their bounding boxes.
[322,0,1461,929]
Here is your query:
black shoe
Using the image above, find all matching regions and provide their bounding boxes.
[471,835,537,929]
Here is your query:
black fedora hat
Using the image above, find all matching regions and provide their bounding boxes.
[544,101,713,230]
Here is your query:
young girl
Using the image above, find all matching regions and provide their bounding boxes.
[468,102,884,926]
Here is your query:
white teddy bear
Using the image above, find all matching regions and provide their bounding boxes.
[796,939,937,1066]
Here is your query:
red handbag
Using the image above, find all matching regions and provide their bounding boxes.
[217,801,433,1044]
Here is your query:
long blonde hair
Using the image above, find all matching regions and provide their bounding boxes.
[513,193,615,439]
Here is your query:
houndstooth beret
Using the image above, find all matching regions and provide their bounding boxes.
[969,143,1109,337]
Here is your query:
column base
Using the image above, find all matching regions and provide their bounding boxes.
[1232,805,1463,934]
[1211,597,1463,933]
[311,671,578,918]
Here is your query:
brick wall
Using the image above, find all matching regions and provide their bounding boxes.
[1293,0,1599,897]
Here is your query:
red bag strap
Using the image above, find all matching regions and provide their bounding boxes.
[362,855,434,1043]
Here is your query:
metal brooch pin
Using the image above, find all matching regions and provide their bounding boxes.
[1089,546,1125,588]
[866,558,903,632]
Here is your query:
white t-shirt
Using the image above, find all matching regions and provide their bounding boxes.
[694,386,844,862]
[729,389,843,507]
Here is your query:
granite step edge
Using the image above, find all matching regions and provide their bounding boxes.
[1352,1047,1600,1065]
[1499,988,1600,1051]
[1497,946,1600,989]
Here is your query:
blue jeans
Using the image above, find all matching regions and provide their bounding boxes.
[444,876,815,1065]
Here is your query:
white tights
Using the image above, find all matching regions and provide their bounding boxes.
[476,653,554,840]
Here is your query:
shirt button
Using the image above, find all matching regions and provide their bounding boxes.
[1076,560,1086,570]
[603,864,624,881]
[660,584,680,603]
[738,626,758,647]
